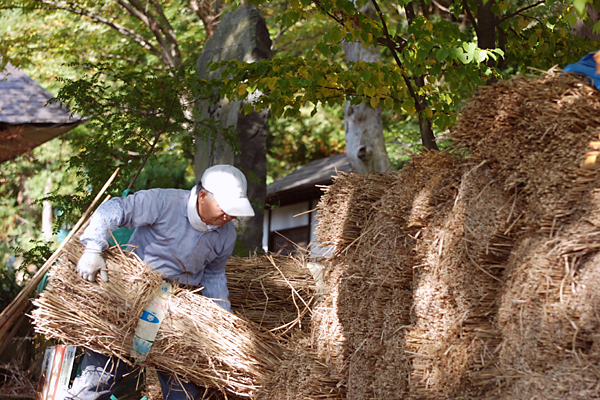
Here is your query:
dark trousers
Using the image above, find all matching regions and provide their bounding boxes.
[66,349,204,400]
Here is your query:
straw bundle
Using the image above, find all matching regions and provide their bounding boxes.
[31,240,285,398]
[451,70,600,226]
[256,340,345,399]
[448,72,600,398]
[226,255,317,336]
[311,151,505,398]
[403,159,514,399]
[307,71,600,399]
[490,215,600,399]
[314,171,397,255]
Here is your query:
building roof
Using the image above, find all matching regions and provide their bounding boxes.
[0,63,85,163]
[267,153,354,206]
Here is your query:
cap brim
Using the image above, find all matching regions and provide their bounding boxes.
[214,194,255,217]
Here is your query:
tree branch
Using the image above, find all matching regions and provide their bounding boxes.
[127,90,180,190]
[189,0,222,39]
[116,0,181,67]
[496,0,545,26]
[312,0,345,26]
[37,0,164,63]
[461,0,480,36]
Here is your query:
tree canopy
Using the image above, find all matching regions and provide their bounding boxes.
[0,0,598,292]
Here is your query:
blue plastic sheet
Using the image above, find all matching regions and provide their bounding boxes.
[564,52,600,90]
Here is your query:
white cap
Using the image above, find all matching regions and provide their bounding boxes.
[201,165,255,217]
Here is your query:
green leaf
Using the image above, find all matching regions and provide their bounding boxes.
[330,28,343,43]
[476,50,487,63]
[455,49,471,64]
[463,42,477,55]
[574,0,589,16]
[383,97,394,109]
[316,42,331,56]
[528,32,539,47]
[435,48,450,62]
[364,86,376,97]
[417,47,430,60]
[208,61,219,72]
[243,103,254,115]
[563,12,578,26]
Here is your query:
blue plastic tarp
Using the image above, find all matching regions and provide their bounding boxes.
[564,52,600,90]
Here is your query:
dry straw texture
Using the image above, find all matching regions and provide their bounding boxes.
[308,71,600,399]
[30,240,343,399]
[226,254,317,336]
[31,240,286,398]
[30,71,600,399]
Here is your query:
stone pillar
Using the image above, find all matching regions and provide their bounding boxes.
[195,5,272,254]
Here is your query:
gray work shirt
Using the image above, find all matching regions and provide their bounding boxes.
[79,188,236,311]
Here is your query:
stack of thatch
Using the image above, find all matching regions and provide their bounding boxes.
[31,241,286,397]
[31,240,343,399]
[31,70,600,399]
[306,70,600,399]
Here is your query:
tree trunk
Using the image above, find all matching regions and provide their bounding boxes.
[343,0,393,173]
[571,5,600,40]
[405,1,439,151]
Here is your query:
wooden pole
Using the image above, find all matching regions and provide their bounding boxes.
[0,168,120,343]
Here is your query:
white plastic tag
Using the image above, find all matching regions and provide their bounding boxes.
[131,281,172,362]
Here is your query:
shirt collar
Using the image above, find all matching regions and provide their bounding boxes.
[187,186,220,232]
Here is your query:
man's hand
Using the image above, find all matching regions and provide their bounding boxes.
[76,249,108,282]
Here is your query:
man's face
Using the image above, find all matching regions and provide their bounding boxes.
[197,190,236,226]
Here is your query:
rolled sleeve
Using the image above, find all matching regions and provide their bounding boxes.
[79,198,125,251]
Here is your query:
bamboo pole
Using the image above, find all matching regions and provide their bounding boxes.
[0,168,120,345]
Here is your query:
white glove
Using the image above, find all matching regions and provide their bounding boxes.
[76,249,108,282]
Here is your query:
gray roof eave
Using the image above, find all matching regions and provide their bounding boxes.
[266,153,354,206]
[0,63,84,125]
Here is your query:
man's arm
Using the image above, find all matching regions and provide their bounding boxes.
[76,199,125,282]
[77,189,168,282]
[80,189,170,250]
[79,199,126,251]
[200,234,235,312]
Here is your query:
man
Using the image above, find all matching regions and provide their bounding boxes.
[68,164,254,400]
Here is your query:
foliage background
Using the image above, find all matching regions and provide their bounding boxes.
[1,0,599,308]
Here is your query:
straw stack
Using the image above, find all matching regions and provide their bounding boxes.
[256,339,345,399]
[307,70,600,399]
[451,70,600,226]
[31,241,285,398]
[458,72,600,399]
[314,171,396,255]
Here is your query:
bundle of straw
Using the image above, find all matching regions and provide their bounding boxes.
[226,255,317,336]
[305,71,600,399]
[314,171,396,255]
[451,70,600,225]
[31,241,285,398]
